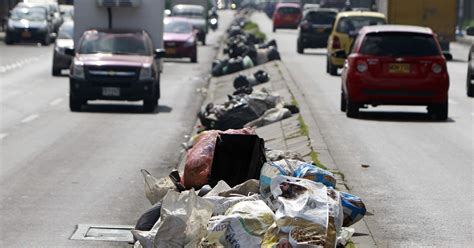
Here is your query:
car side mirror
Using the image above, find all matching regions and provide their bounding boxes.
[466,26,474,36]
[154,49,166,59]
[333,50,347,59]
[65,48,75,56]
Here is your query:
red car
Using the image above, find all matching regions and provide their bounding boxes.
[340,25,449,120]
[163,17,197,63]
[272,3,302,32]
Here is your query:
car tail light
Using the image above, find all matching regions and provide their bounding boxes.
[332,36,341,49]
[356,61,368,73]
[432,63,442,74]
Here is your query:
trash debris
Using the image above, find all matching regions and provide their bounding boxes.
[265,149,305,162]
[340,191,367,227]
[141,169,177,205]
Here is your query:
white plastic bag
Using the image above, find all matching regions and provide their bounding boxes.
[141,169,176,205]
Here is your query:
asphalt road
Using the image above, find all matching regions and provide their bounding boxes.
[253,13,473,247]
[0,11,233,247]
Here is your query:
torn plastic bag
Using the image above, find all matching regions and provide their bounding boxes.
[181,128,256,189]
[204,193,261,215]
[218,179,260,197]
[340,192,367,227]
[204,200,275,248]
[154,189,213,248]
[208,133,266,188]
[212,102,260,130]
[141,169,177,205]
[267,46,281,61]
[264,176,342,248]
[244,107,292,128]
[259,159,337,198]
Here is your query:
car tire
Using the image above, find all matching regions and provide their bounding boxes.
[52,67,61,76]
[329,61,338,76]
[273,26,276,33]
[5,35,14,45]
[346,98,359,118]
[326,57,330,73]
[190,49,197,63]
[467,69,474,97]
[340,92,346,112]
[42,34,51,46]
[69,95,84,112]
[201,34,206,45]
[297,40,304,54]
[429,101,448,121]
[143,84,158,112]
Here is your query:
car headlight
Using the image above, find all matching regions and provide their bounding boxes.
[71,62,85,79]
[139,65,153,80]
[210,18,217,25]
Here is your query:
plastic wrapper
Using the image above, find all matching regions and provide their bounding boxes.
[204,200,275,248]
[262,176,342,248]
[293,163,337,189]
[340,192,367,227]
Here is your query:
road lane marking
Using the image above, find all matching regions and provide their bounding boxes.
[0,133,8,140]
[21,114,39,124]
[0,54,45,74]
[49,98,63,106]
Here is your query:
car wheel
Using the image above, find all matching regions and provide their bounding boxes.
[273,26,276,33]
[326,57,330,73]
[69,94,84,112]
[190,49,197,63]
[429,101,448,121]
[329,61,338,76]
[201,35,206,45]
[42,34,51,46]
[52,67,61,76]
[5,35,14,45]
[340,92,346,112]
[346,98,359,118]
[297,40,304,54]
[143,85,158,112]
[467,70,474,97]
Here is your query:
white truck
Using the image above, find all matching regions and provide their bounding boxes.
[67,0,166,112]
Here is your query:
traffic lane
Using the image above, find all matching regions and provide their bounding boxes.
[254,13,473,246]
[0,40,52,72]
[0,11,234,247]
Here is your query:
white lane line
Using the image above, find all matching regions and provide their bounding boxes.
[0,133,8,140]
[448,99,458,104]
[21,114,40,124]
[49,98,63,106]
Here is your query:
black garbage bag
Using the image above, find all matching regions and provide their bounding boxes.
[226,57,244,74]
[267,46,281,61]
[208,133,266,187]
[254,70,270,83]
[233,74,250,89]
[135,201,162,232]
[284,103,300,114]
[212,59,228,76]
[214,102,259,130]
[258,39,278,49]
[233,86,253,95]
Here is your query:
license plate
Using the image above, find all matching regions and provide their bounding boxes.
[21,31,31,38]
[388,63,410,73]
[166,48,176,55]
[102,87,120,96]
[316,27,325,33]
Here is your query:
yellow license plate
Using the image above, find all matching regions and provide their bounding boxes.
[389,63,410,73]
[166,48,176,55]
[21,31,31,38]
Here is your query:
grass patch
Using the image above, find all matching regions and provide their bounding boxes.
[310,151,328,170]
[345,240,356,248]
[243,21,267,41]
[291,95,299,107]
[297,114,309,136]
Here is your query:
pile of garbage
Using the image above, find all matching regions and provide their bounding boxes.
[212,16,281,77]
[198,73,299,131]
[133,135,367,248]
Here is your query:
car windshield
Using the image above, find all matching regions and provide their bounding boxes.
[278,7,300,14]
[360,32,441,57]
[10,8,46,21]
[164,21,192,34]
[58,23,73,39]
[78,32,150,56]
[305,11,336,24]
[336,16,386,34]
[172,7,204,18]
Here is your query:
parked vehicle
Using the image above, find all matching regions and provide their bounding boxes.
[297,8,337,53]
[5,5,54,45]
[340,25,449,120]
[272,3,302,32]
[52,21,73,76]
[68,0,166,112]
[171,4,208,45]
[376,0,456,60]
[20,1,63,33]
[467,45,474,97]
[163,17,197,62]
[326,11,386,75]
